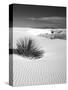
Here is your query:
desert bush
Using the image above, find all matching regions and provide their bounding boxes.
[54,33,66,40]
[38,32,66,40]
[15,37,44,59]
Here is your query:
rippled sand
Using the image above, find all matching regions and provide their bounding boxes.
[9,28,66,86]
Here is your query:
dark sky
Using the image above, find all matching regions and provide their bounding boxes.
[11,4,66,28]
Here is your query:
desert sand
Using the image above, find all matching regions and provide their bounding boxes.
[10,28,66,86]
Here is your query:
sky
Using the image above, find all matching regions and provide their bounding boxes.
[10,4,66,28]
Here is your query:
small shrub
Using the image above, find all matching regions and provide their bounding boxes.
[15,37,44,59]
[54,33,66,40]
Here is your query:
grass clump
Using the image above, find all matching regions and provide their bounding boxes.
[16,37,44,59]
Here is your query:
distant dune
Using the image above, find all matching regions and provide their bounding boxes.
[38,29,66,40]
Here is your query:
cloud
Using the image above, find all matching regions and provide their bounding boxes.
[27,17,65,21]
[38,17,65,21]
[28,17,37,20]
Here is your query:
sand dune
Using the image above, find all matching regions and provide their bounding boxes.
[9,28,66,86]
[12,34,66,86]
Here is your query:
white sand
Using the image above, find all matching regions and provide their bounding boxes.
[11,28,66,86]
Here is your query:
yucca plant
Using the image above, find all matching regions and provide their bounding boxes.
[15,37,44,59]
